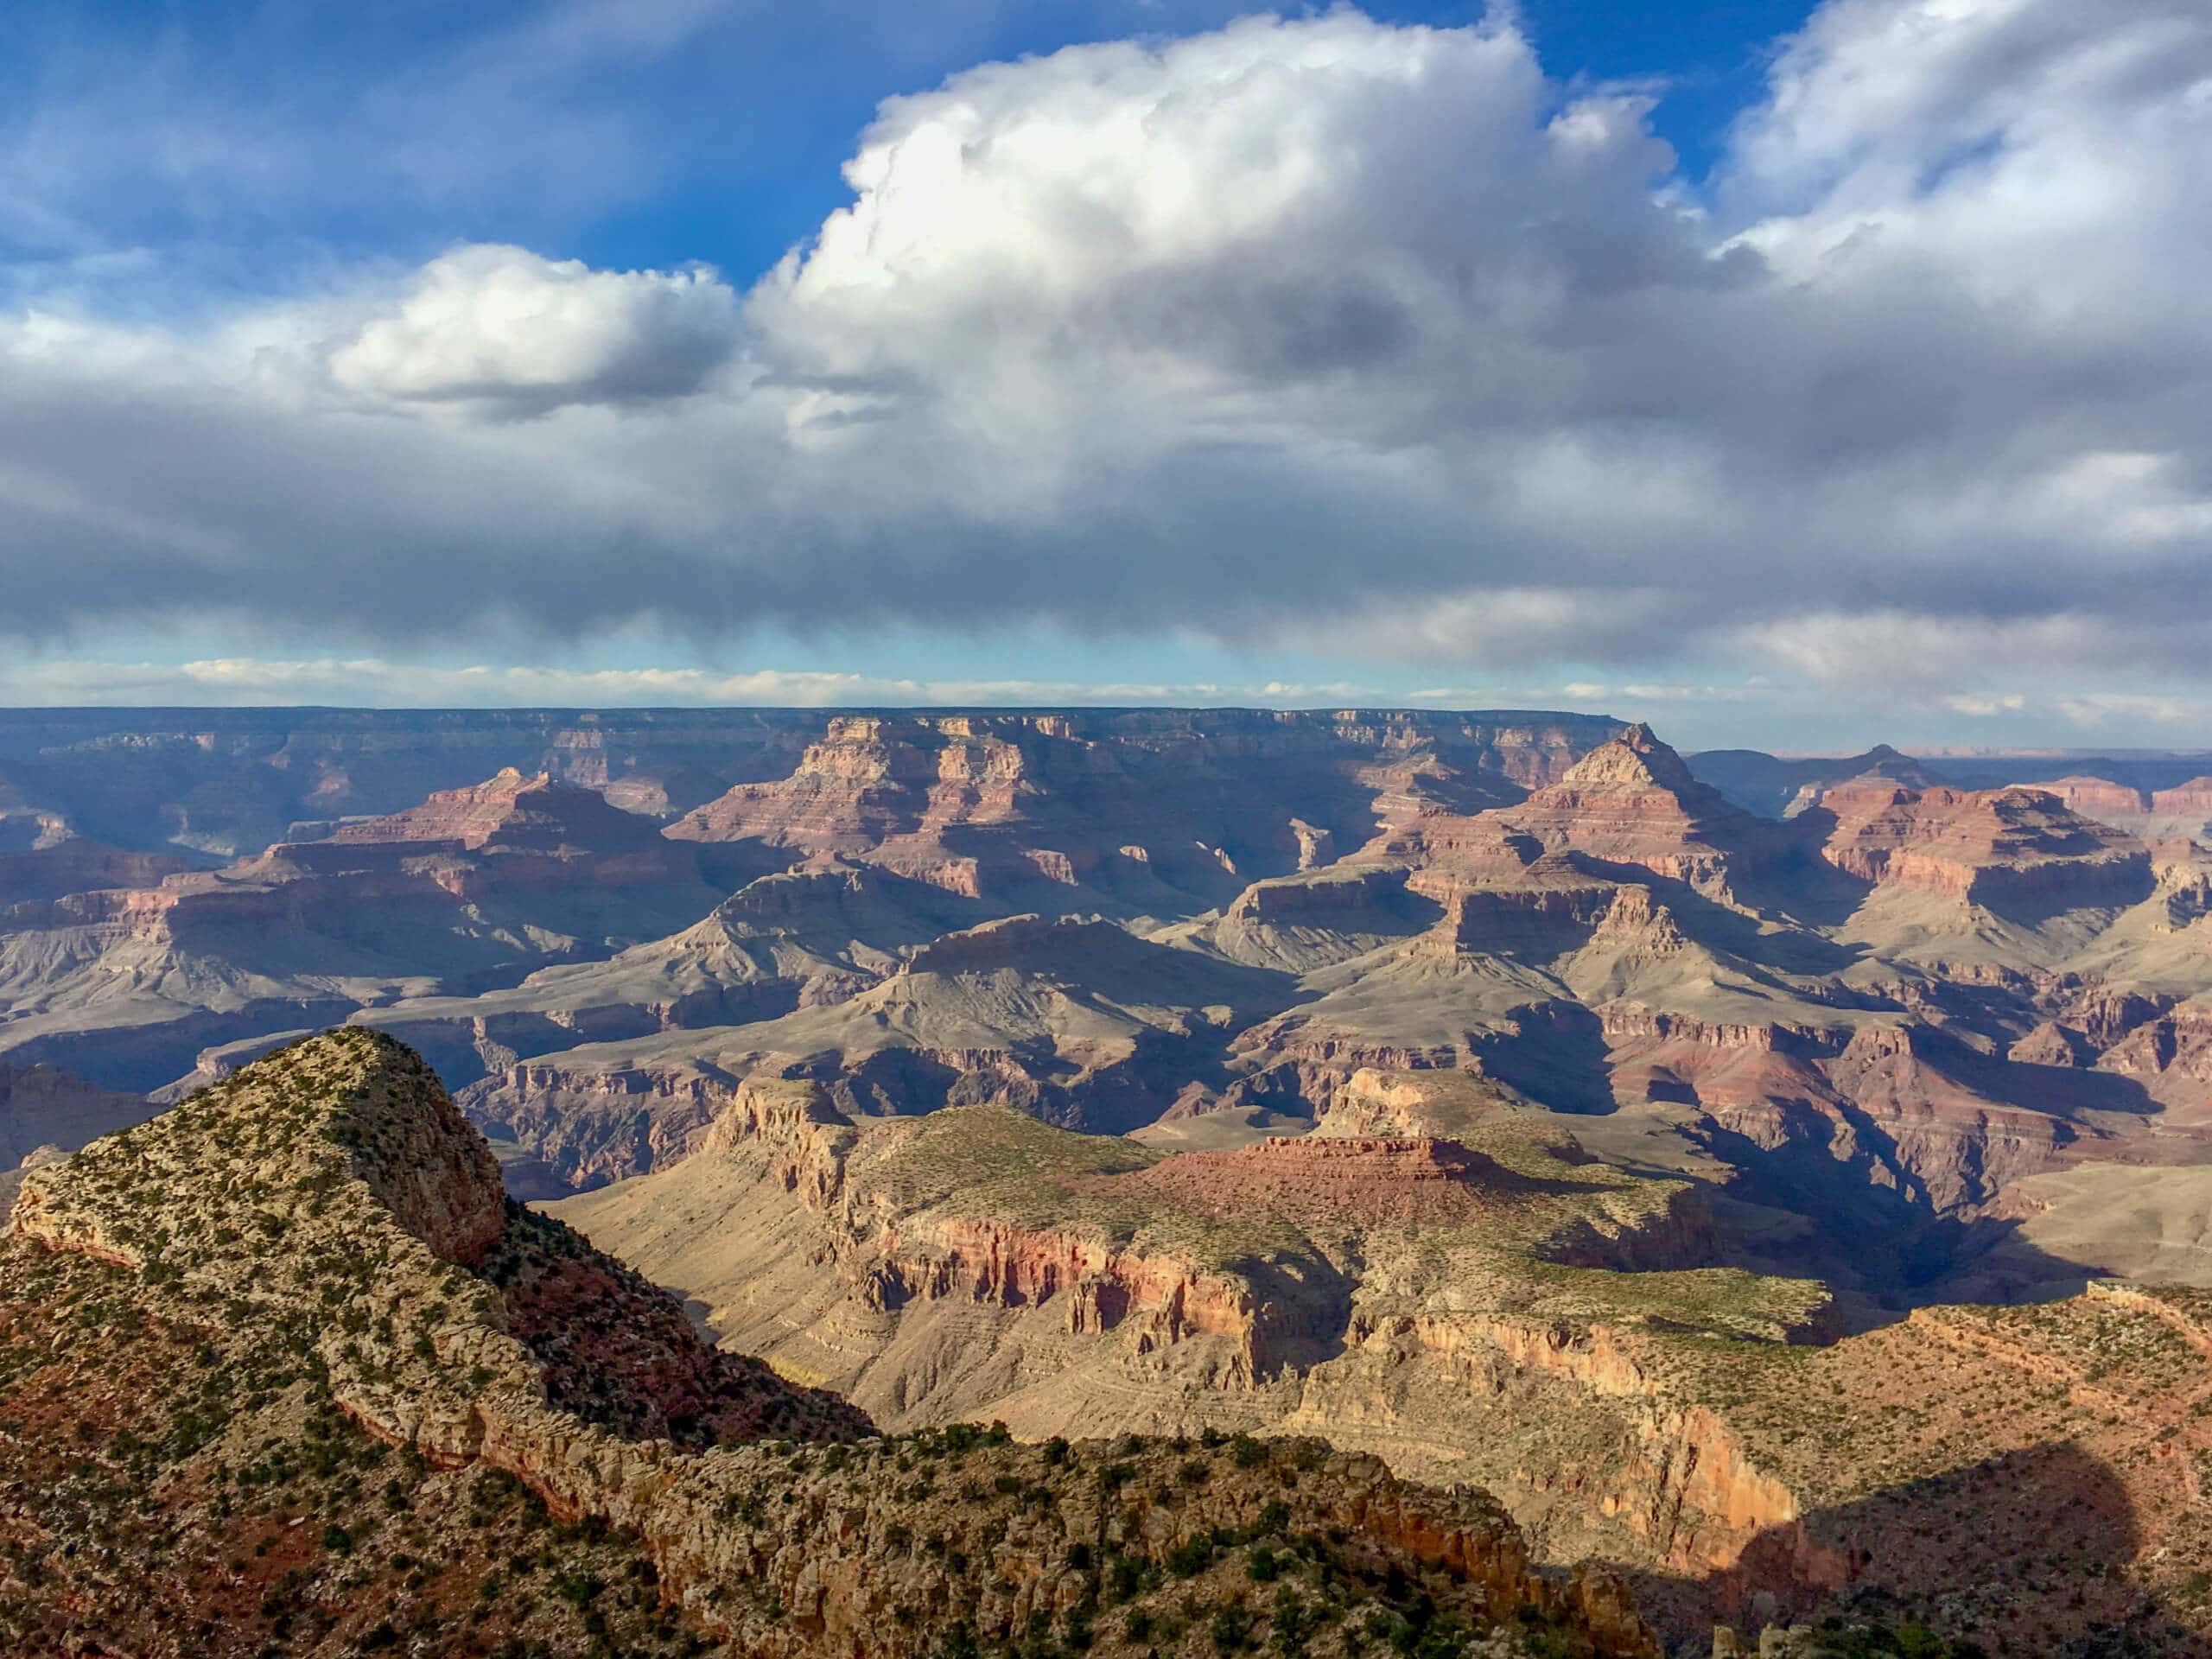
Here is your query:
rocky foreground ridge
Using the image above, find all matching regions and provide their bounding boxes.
[0,1030,1660,1658]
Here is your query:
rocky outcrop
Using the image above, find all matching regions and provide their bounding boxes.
[1316,1066,1520,1138]
[1811,780,2151,909]
[2094,1001,2212,1113]
[2008,1020,2091,1067]
[899,912,1125,975]
[3,1029,1661,1659]
[311,766,597,848]
[1586,885,1691,957]
[666,709,1625,907]
[1352,1314,1808,1575]
[1484,727,1782,898]
[1596,1011,1844,1054]
[462,1056,746,1190]
[1225,865,1409,924]
[1419,873,1622,958]
[339,1043,510,1266]
[0,836,197,907]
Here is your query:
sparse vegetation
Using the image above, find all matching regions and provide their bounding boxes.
[0,1031,1662,1659]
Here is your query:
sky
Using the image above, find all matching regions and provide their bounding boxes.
[1,0,2208,753]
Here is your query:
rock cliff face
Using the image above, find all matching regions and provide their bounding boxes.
[0,768,729,1091]
[1484,727,1778,899]
[272,765,715,901]
[555,1078,1827,1582]
[1374,728,1757,888]
[0,836,200,907]
[1808,779,2151,908]
[2150,775,2212,836]
[2028,774,2153,823]
[0,1030,1658,1659]
[555,1075,2212,1656]
[0,1062,151,1224]
[1992,771,2212,842]
[668,709,1626,908]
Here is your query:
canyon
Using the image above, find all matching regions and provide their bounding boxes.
[551,1066,2212,1650]
[4,706,2212,1654]
[0,1032,1659,1659]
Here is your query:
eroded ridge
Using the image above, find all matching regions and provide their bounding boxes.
[2,1029,1659,1659]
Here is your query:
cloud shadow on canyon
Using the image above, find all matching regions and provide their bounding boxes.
[1630,1440,2204,1658]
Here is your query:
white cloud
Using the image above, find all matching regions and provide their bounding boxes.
[325,245,743,416]
[1734,612,2191,693]
[1944,692,2028,717]
[0,0,2207,733]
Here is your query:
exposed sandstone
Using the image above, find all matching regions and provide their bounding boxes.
[667,709,1625,908]
[1482,728,1784,899]
[556,1084,1825,1590]
[1810,779,2152,909]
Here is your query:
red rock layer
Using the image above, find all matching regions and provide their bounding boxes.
[1812,780,2149,905]
[1490,725,1778,893]
[2029,775,2152,821]
[664,709,1625,901]
[1374,727,1779,914]
[2152,776,2212,820]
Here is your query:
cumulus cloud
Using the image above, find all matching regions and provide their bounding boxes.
[325,245,744,415]
[0,0,2208,732]
[1944,693,2028,718]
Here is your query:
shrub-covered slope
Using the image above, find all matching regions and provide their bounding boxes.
[0,1029,1657,1659]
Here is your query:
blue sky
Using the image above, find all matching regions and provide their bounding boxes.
[1,0,2208,752]
[6,1,1812,294]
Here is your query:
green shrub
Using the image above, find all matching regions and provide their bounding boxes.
[1169,1536,1216,1578]
[1212,1603,1255,1656]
